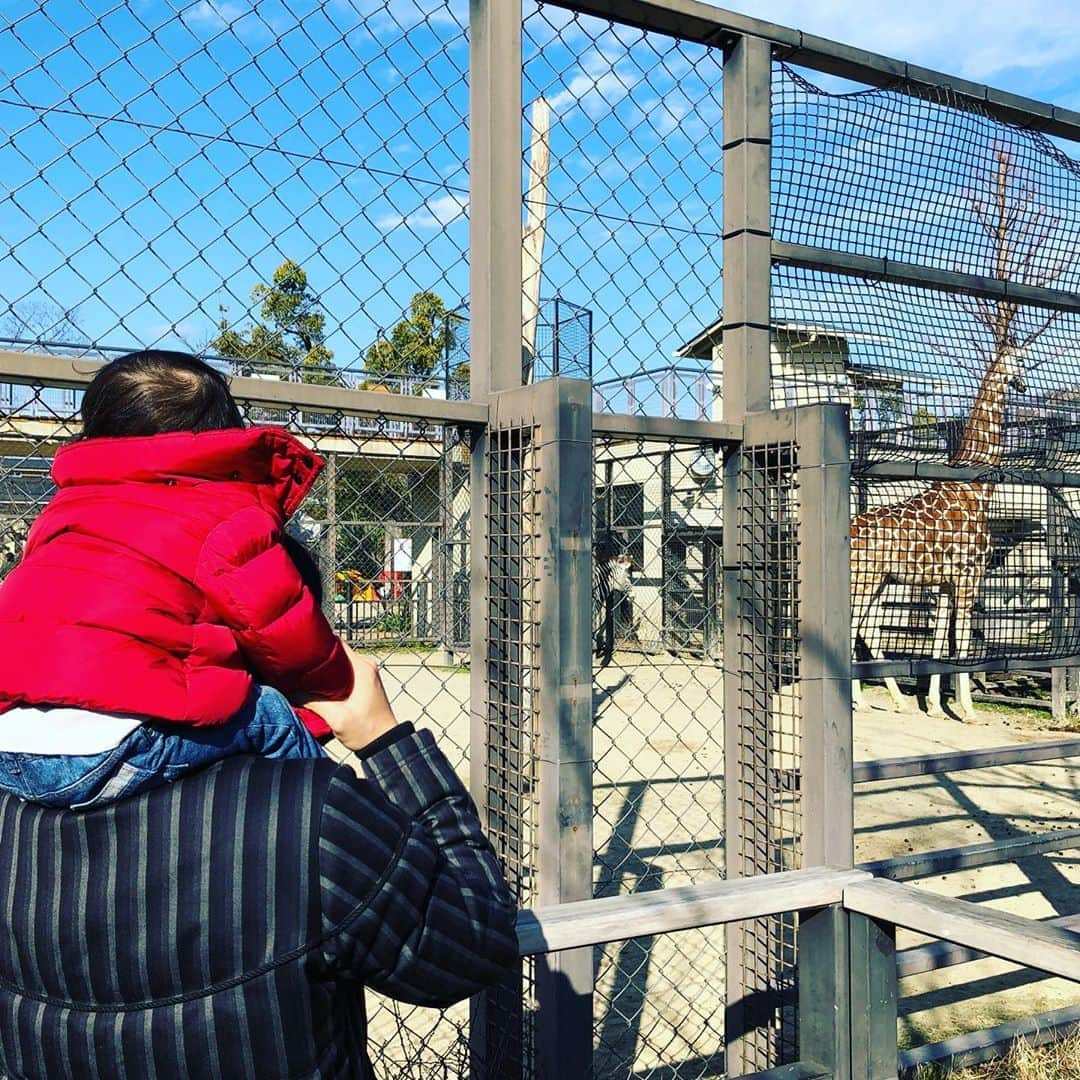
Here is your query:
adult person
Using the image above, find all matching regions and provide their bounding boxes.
[0,647,518,1078]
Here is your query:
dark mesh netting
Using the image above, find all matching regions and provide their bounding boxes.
[773,64,1080,284]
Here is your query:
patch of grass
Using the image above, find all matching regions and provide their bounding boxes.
[914,1030,1080,1079]
[975,700,1080,734]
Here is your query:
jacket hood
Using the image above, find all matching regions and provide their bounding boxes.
[52,427,324,518]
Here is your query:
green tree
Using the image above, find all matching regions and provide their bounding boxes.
[877,387,904,430]
[912,405,938,447]
[210,259,335,383]
[364,291,465,390]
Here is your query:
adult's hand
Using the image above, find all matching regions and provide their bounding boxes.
[297,644,399,752]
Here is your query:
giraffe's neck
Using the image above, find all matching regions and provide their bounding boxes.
[949,366,1010,467]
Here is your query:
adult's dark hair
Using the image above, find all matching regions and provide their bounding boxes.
[81,350,244,439]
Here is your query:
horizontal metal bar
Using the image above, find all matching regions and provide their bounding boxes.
[773,242,1080,313]
[845,878,1080,980]
[543,1,1080,141]
[854,654,1080,679]
[592,411,741,443]
[514,866,868,956]
[858,828,1080,883]
[854,739,1080,783]
[897,913,1080,978]
[0,351,491,426]
[898,1003,1080,1076]
[855,460,1080,486]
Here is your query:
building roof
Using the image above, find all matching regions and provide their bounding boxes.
[676,320,852,360]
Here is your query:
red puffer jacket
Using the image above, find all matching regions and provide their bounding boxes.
[0,427,352,737]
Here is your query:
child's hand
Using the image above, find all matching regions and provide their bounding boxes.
[295,645,398,752]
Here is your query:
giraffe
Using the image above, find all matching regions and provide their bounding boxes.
[851,344,1027,717]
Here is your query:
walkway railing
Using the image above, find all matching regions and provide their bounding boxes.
[514,866,1080,1079]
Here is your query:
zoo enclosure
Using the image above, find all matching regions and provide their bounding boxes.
[2,0,1080,1076]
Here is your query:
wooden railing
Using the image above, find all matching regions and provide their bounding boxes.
[513,867,1080,1080]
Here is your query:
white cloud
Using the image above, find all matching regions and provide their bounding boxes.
[330,0,464,32]
[377,191,467,231]
[739,0,1080,88]
[547,47,647,119]
[182,0,256,32]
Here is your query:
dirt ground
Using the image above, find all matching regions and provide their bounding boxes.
[344,652,1078,1075]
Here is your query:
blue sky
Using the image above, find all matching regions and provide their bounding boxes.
[3,0,1080,413]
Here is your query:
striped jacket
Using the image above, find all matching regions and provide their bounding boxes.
[0,728,517,1079]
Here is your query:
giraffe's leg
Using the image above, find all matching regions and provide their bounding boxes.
[860,584,907,711]
[926,586,951,716]
[952,577,980,720]
[851,578,869,710]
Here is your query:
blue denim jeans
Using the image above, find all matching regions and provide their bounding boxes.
[0,686,325,810]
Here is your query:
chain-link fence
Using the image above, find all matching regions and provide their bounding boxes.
[521,5,725,419]
[591,436,726,1076]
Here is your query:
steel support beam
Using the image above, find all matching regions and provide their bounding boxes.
[0,350,491,426]
[772,241,1080,315]
[898,1004,1080,1076]
[720,33,772,422]
[468,0,523,399]
[854,460,1080,488]
[531,379,595,1080]
[592,410,741,443]
[542,0,1080,142]
[854,653,1080,679]
[798,405,853,868]
[859,828,1080,882]
[722,30,780,1077]
[897,913,1080,978]
[468,4,524,1076]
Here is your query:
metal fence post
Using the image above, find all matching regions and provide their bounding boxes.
[532,377,595,1080]
[469,0,523,403]
[799,404,853,868]
[721,33,773,423]
[469,1,524,1076]
[722,30,780,1076]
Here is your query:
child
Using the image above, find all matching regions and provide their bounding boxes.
[0,350,353,808]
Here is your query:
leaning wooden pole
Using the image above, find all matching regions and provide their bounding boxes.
[521,96,550,381]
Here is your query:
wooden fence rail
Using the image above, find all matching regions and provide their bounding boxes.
[513,865,1080,1080]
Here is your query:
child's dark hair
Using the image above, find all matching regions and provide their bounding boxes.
[81,350,244,439]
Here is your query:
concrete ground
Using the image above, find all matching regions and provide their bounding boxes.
[340,651,1078,1076]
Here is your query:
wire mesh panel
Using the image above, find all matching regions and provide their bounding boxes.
[771,63,1080,673]
[591,436,725,1078]
[770,265,1080,466]
[724,440,801,1072]
[2,3,481,1064]
[521,5,724,419]
[771,64,1080,449]
[851,475,1080,668]
[473,416,541,1078]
